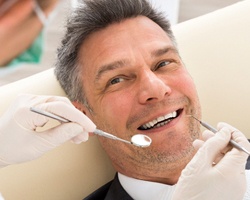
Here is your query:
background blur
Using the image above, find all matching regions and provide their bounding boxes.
[0,0,241,86]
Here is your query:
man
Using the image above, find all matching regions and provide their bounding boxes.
[53,0,250,199]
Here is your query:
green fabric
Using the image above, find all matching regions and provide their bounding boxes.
[6,32,44,67]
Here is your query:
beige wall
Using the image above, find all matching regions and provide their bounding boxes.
[174,0,250,137]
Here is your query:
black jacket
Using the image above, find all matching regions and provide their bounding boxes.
[84,173,133,200]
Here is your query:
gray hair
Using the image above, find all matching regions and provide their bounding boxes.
[54,0,176,107]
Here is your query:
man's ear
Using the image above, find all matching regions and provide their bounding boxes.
[72,101,90,116]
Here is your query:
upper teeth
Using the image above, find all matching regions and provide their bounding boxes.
[142,111,177,129]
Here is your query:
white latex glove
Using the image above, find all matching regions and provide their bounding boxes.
[172,122,250,200]
[0,94,96,168]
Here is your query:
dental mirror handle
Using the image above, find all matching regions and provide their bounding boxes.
[93,129,131,144]
[30,107,132,144]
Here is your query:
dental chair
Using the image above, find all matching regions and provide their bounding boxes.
[0,1,250,199]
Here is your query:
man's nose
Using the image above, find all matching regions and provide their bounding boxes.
[137,70,171,104]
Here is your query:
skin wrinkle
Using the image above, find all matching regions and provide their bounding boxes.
[95,60,129,82]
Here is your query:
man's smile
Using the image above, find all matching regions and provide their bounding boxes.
[138,109,183,130]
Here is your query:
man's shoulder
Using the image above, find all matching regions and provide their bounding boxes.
[83,174,133,200]
[83,180,113,200]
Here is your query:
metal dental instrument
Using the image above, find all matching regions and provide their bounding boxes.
[30,107,152,148]
[190,115,250,156]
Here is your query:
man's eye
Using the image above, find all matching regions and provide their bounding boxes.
[110,77,124,85]
[156,61,170,69]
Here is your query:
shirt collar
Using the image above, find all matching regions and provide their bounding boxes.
[118,173,176,200]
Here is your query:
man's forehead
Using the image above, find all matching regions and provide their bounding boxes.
[79,16,173,72]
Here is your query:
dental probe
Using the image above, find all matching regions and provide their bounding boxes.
[30,107,152,148]
[190,115,250,156]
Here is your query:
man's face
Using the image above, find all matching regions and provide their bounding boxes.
[78,16,201,184]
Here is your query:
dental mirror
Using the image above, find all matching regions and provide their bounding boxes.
[131,134,152,147]
[30,107,152,148]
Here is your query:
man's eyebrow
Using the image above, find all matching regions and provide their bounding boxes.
[151,46,178,57]
[95,46,178,81]
[95,60,128,81]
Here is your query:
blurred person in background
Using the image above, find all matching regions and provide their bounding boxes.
[0,0,59,67]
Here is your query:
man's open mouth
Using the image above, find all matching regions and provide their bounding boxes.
[138,109,182,130]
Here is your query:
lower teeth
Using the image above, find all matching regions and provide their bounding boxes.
[154,119,171,129]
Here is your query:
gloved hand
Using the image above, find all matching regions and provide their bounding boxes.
[0,94,96,168]
[172,122,250,200]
